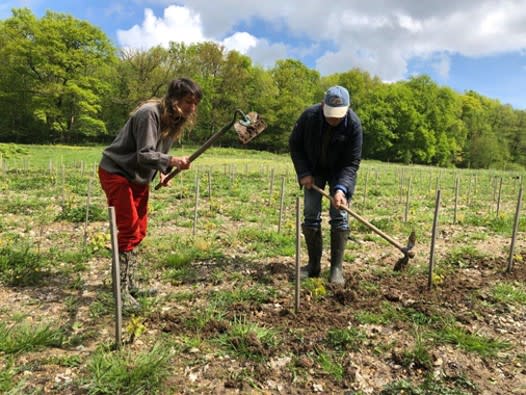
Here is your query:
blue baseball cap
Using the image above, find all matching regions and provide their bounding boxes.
[323,85,350,118]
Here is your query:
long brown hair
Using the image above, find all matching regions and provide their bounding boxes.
[133,78,203,141]
[160,78,202,140]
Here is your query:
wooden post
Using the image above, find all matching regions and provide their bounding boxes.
[193,174,199,236]
[362,170,369,210]
[496,177,503,218]
[207,170,212,211]
[453,176,459,224]
[83,178,92,248]
[278,176,286,233]
[268,168,275,205]
[109,207,122,349]
[428,190,441,291]
[61,164,66,209]
[403,177,411,223]
[295,197,301,313]
[507,187,523,273]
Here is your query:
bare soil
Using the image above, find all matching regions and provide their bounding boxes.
[1,221,525,394]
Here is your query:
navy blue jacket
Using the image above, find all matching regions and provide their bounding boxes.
[289,103,363,198]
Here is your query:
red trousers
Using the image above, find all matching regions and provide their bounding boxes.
[98,167,149,253]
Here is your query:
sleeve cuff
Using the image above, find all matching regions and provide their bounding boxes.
[333,185,347,194]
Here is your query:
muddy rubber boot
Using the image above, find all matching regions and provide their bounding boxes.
[329,229,349,285]
[119,252,140,310]
[300,225,323,279]
[127,250,158,298]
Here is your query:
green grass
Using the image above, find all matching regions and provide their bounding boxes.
[84,343,173,395]
[0,243,50,286]
[0,357,27,394]
[441,245,488,269]
[432,324,511,357]
[397,327,432,370]
[316,352,344,381]
[216,317,278,362]
[325,327,367,352]
[1,144,525,393]
[491,282,526,305]
[381,376,475,395]
[209,286,276,308]
[0,321,64,354]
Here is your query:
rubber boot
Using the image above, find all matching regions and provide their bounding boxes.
[118,251,140,310]
[329,229,349,285]
[127,250,158,298]
[300,225,323,279]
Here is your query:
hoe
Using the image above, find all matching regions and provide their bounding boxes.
[311,184,416,271]
[154,109,267,190]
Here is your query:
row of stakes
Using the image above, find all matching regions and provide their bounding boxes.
[108,184,523,349]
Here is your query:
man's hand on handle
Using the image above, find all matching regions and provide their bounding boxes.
[300,176,347,209]
[299,175,314,189]
[332,190,347,209]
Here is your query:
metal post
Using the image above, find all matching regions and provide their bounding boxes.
[109,207,122,349]
[453,177,459,224]
[193,174,199,236]
[428,190,441,290]
[507,187,523,273]
[496,177,503,218]
[83,178,92,248]
[295,197,301,313]
[404,177,411,223]
[278,176,286,233]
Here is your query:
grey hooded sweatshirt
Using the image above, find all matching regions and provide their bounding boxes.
[99,102,174,185]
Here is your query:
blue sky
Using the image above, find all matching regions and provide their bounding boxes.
[2,0,526,109]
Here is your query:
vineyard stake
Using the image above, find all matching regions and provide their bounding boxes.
[83,178,92,248]
[109,207,122,349]
[193,173,199,236]
[295,197,301,313]
[362,170,369,210]
[278,176,285,233]
[404,177,411,223]
[207,169,212,211]
[496,176,503,218]
[453,176,459,224]
[268,168,274,205]
[428,190,441,290]
[507,187,523,273]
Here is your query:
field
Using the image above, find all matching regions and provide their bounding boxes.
[0,144,525,394]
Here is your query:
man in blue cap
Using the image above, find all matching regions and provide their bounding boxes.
[289,85,363,285]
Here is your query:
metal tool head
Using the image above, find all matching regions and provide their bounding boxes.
[234,111,267,144]
[393,230,416,272]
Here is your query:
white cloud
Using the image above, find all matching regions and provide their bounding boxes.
[117,5,207,49]
[246,39,288,69]
[222,32,257,54]
[118,1,526,82]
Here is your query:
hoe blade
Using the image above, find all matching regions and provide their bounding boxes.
[234,112,267,144]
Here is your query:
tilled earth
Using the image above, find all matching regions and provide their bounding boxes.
[1,221,525,394]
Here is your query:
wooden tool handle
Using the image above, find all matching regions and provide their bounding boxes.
[311,185,414,257]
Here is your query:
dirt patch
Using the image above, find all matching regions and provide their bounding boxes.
[1,220,525,394]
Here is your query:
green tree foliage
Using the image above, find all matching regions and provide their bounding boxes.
[460,91,510,168]
[267,59,320,152]
[1,8,526,169]
[0,8,117,143]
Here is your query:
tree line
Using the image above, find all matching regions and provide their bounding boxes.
[1,8,525,170]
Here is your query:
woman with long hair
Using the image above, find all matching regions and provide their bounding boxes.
[98,77,202,307]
